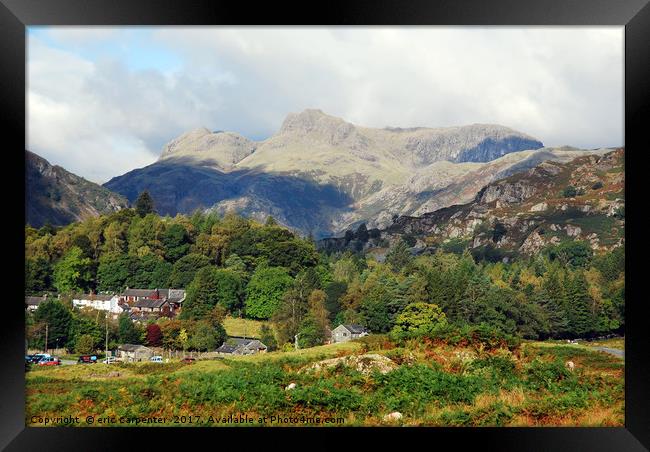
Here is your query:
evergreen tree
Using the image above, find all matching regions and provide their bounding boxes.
[181,268,244,316]
[536,270,569,337]
[25,258,51,295]
[135,191,155,217]
[355,223,369,242]
[33,300,72,349]
[118,314,141,344]
[565,271,596,337]
[162,223,190,262]
[385,239,412,273]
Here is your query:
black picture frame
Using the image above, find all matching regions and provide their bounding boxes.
[1,0,648,450]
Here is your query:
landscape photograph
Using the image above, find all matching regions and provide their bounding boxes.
[25,26,625,427]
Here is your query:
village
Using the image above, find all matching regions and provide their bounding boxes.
[25,288,369,365]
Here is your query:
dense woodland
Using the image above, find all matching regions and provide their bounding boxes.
[25,192,624,354]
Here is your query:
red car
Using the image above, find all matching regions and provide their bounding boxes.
[38,357,61,366]
[181,357,196,364]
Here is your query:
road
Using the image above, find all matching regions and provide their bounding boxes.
[592,346,624,359]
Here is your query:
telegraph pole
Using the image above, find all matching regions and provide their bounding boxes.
[105,313,109,364]
[44,323,48,354]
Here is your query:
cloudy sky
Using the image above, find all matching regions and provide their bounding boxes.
[27,27,624,184]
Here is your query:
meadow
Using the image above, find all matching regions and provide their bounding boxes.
[26,337,624,427]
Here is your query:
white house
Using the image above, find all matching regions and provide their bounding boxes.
[72,293,123,315]
[331,324,369,343]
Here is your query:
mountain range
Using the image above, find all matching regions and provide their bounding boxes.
[102,109,608,237]
[27,109,613,237]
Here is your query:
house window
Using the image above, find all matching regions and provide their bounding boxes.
[343,332,347,336]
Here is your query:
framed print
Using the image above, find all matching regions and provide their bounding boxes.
[1,0,648,450]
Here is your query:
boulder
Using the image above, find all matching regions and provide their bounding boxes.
[383,412,403,422]
[565,224,582,237]
[530,202,548,212]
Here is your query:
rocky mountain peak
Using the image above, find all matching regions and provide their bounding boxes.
[159,127,256,169]
[278,109,351,135]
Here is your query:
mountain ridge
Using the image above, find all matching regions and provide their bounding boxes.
[104,109,611,237]
[319,148,625,259]
[26,150,129,227]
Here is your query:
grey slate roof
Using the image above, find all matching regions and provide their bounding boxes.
[123,288,155,297]
[215,344,239,354]
[118,344,151,352]
[342,324,368,334]
[74,293,114,301]
[25,296,46,306]
[217,337,267,354]
[167,289,186,303]
[134,298,168,309]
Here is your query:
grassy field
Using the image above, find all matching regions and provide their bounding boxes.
[222,316,269,338]
[26,338,623,427]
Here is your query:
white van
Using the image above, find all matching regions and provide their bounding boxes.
[150,356,163,363]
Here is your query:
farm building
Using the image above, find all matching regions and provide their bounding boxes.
[331,324,369,343]
[117,344,153,362]
[216,338,268,355]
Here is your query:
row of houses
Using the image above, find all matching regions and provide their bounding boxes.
[26,288,186,323]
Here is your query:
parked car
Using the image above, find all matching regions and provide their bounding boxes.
[150,356,163,363]
[28,354,50,364]
[38,357,61,366]
[77,355,98,364]
[102,357,119,364]
[25,354,39,364]
[181,357,196,364]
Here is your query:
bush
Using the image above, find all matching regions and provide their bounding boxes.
[524,358,575,391]
[562,186,577,198]
[353,334,393,352]
[289,380,364,413]
[414,323,520,350]
[469,354,518,386]
[74,334,96,354]
[370,364,484,414]
[177,362,289,412]
[442,238,470,254]
[129,362,185,375]
[545,240,593,268]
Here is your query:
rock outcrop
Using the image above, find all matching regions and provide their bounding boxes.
[322,148,624,258]
[299,353,398,375]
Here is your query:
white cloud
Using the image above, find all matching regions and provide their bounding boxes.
[28,27,623,183]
